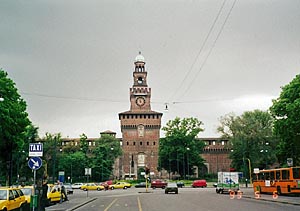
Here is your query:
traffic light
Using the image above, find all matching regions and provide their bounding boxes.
[145,167,150,175]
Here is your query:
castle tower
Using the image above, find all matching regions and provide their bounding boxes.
[119,52,163,179]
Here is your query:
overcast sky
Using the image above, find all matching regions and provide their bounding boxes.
[1,0,299,138]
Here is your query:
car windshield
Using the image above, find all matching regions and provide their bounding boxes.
[20,188,32,195]
[0,190,7,200]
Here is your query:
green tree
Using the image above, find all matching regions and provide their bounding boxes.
[41,133,62,183]
[58,151,86,183]
[159,117,205,179]
[92,134,122,181]
[270,74,300,166]
[217,110,276,178]
[16,124,39,184]
[0,69,31,186]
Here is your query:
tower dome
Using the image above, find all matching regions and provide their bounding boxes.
[135,51,145,62]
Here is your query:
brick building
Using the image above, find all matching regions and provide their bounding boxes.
[201,138,232,174]
[59,54,232,179]
[118,52,163,179]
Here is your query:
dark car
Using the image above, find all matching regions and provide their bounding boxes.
[176,181,185,188]
[135,182,147,188]
[165,183,178,194]
[151,179,167,189]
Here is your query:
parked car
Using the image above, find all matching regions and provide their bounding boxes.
[20,186,34,203]
[165,183,178,194]
[109,182,131,190]
[176,181,185,188]
[134,182,147,188]
[48,184,67,204]
[192,180,207,188]
[72,183,83,189]
[63,183,73,194]
[80,183,104,191]
[151,179,167,189]
[0,187,27,211]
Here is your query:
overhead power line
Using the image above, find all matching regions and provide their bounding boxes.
[21,92,126,103]
[178,0,237,99]
[167,0,227,103]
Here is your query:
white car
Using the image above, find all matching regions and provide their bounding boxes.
[72,183,83,189]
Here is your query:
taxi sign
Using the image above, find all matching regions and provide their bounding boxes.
[29,143,43,157]
[28,157,42,170]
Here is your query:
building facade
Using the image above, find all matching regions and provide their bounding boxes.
[118,53,163,179]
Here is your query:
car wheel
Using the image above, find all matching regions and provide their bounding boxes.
[84,188,87,191]
[152,186,156,189]
[165,191,168,194]
[162,186,165,189]
[124,186,127,189]
[175,191,178,194]
[111,186,114,190]
[97,188,101,191]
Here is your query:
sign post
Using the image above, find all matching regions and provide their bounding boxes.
[28,157,42,211]
[28,143,43,211]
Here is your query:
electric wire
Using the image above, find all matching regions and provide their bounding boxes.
[167,0,227,103]
[175,0,238,101]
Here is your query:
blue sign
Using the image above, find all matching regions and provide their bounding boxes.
[29,143,43,157]
[28,157,42,170]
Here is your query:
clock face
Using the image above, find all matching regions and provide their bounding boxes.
[136,97,145,106]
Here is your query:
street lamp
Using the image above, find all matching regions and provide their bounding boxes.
[186,148,190,179]
[260,142,269,169]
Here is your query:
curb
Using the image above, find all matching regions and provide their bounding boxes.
[66,197,98,211]
[242,195,300,206]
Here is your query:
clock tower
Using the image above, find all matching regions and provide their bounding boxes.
[119,52,163,179]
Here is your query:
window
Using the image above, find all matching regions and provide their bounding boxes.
[292,168,300,179]
[147,142,149,145]
[153,142,156,145]
[140,142,142,145]
[133,142,136,146]
[275,170,280,180]
[126,142,129,146]
[282,170,289,180]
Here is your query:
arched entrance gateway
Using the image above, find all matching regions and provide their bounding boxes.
[118,52,163,179]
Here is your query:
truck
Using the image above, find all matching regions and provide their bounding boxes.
[216,172,240,194]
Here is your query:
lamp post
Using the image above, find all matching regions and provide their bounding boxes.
[260,142,269,169]
[186,147,190,179]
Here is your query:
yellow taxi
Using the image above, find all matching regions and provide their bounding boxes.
[80,183,104,191]
[109,182,131,190]
[0,187,27,211]
[20,186,34,203]
[47,184,66,204]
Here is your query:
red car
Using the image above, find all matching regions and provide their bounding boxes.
[151,179,167,189]
[192,180,207,188]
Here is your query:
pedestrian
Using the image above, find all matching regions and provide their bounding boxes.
[61,183,69,201]
[41,179,48,211]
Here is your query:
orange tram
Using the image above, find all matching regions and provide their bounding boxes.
[253,167,300,195]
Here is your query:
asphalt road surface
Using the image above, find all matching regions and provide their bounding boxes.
[71,188,299,211]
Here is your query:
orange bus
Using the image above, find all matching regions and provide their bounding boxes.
[253,167,300,195]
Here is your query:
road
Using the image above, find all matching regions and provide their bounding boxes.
[69,188,299,211]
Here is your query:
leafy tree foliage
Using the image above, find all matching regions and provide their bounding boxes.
[270,74,300,166]
[159,117,205,178]
[217,110,275,178]
[91,134,122,181]
[40,133,63,183]
[0,69,31,185]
